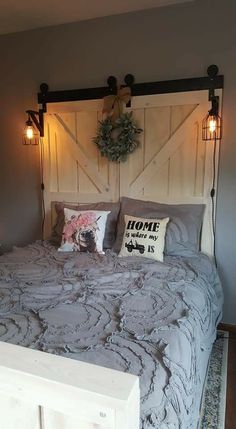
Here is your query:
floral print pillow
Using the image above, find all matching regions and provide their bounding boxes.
[58,208,110,253]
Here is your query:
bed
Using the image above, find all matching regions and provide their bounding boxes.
[0,239,223,428]
[0,84,224,428]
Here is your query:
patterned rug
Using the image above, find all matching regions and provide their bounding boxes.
[200,331,229,429]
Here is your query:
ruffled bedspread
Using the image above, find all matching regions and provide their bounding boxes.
[0,242,223,428]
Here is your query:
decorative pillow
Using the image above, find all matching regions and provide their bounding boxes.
[119,215,169,262]
[114,197,205,257]
[58,209,110,253]
[51,201,120,249]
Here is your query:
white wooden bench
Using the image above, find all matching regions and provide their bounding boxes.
[0,341,139,429]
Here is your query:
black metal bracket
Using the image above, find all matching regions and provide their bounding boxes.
[206,64,220,115]
[209,97,220,116]
[37,66,223,110]
[39,83,49,113]
[26,83,48,137]
[26,109,44,137]
[207,64,219,100]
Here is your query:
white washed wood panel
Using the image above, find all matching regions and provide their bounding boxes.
[144,106,171,166]
[195,124,206,197]
[129,110,145,184]
[43,90,221,256]
[76,110,99,194]
[46,113,118,196]
[55,113,108,194]
[47,99,103,113]
[43,409,107,429]
[128,105,205,195]
[169,119,196,196]
[56,113,78,193]
[170,104,196,135]
[144,161,169,199]
[45,119,58,193]
[169,104,197,197]
[43,107,119,236]
[97,111,109,182]
[0,395,40,429]
[0,341,139,429]
[127,90,221,109]
[43,118,58,238]
[120,110,145,197]
[121,95,218,256]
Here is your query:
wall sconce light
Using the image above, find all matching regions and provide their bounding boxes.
[201,65,223,266]
[202,96,222,141]
[202,65,222,141]
[23,109,44,145]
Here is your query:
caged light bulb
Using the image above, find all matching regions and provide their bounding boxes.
[209,117,217,134]
[26,126,34,139]
[23,115,40,145]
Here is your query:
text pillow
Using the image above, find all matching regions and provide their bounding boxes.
[114,197,205,256]
[58,209,110,254]
[119,215,169,262]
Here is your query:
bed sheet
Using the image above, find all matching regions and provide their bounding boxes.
[0,242,223,428]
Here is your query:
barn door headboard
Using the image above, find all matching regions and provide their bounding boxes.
[42,89,222,257]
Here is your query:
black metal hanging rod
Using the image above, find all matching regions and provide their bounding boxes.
[38,66,223,106]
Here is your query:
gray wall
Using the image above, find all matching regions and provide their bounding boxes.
[0,0,235,323]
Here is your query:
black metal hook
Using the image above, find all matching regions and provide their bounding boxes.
[26,109,44,137]
[39,83,49,113]
[124,74,135,87]
[107,76,117,94]
[124,74,135,107]
[207,64,219,101]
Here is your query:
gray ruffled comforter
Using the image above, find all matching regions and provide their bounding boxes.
[0,242,223,429]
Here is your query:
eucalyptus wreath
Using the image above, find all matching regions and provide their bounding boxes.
[93,112,143,162]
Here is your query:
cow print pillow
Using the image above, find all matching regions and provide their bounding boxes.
[119,214,169,262]
[58,208,110,254]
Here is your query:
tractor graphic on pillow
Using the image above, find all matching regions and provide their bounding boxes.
[125,240,145,254]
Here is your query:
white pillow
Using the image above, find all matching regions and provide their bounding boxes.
[119,214,169,262]
[58,208,110,254]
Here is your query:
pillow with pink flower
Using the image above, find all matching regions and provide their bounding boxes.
[58,208,110,253]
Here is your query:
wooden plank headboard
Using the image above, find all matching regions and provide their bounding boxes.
[42,90,221,257]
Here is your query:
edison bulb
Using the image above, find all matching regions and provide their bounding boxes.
[209,117,217,134]
[26,126,34,139]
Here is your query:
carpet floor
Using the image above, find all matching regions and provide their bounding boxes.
[200,331,229,429]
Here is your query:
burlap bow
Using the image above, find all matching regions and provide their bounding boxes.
[102,86,131,121]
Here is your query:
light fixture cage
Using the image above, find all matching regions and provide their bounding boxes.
[202,112,222,141]
[202,94,222,141]
[22,117,40,145]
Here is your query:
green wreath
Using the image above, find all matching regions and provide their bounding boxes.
[93,112,143,162]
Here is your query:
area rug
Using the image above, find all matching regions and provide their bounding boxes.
[200,330,229,429]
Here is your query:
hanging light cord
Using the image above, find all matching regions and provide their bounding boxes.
[39,138,45,242]
[211,136,217,266]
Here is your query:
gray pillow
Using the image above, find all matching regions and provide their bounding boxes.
[113,197,205,256]
[51,201,120,249]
